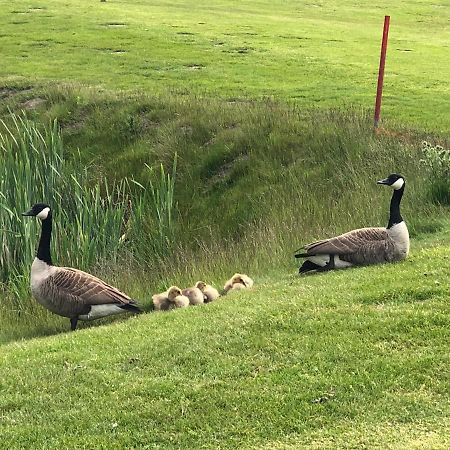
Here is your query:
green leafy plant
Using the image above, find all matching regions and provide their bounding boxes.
[420,141,450,205]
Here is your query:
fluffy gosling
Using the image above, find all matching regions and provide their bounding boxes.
[152,286,189,310]
[223,273,254,293]
[195,281,220,303]
[169,286,190,308]
[182,286,204,306]
[152,291,171,311]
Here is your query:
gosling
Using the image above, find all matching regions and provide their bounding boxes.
[223,273,254,294]
[195,281,220,303]
[152,286,189,310]
[182,285,204,306]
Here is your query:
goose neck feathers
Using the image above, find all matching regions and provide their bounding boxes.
[37,213,53,265]
[387,183,405,229]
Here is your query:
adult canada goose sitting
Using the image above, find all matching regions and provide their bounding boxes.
[152,286,189,310]
[195,281,220,303]
[22,203,142,330]
[182,285,204,306]
[295,173,409,273]
[223,273,254,293]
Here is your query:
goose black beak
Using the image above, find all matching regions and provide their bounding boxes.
[22,209,35,216]
[377,178,390,185]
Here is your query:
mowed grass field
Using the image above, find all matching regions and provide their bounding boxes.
[1,0,449,131]
[1,231,450,449]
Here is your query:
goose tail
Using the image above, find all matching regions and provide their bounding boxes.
[120,301,143,314]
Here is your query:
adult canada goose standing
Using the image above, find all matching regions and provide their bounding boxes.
[22,203,142,330]
[195,281,220,303]
[295,173,409,273]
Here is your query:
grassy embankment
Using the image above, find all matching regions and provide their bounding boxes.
[1,228,450,448]
[1,86,449,344]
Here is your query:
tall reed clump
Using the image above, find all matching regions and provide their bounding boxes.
[0,114,146,310]
[148,153,177,256]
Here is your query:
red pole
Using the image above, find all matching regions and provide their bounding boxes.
[374,15,390,129]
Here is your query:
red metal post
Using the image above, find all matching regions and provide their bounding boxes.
[374,15,390,128]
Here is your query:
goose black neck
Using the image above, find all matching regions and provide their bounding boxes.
[37,213,53,265]
[388,184,404,229]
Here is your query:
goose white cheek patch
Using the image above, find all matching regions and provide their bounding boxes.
[391,178,404,190]
[37,207,50,220]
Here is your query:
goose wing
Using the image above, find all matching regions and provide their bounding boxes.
[49,267,134,306]
[299,227,388,256]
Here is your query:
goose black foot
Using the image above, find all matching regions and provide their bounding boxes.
[299,260,321,274]
[70,317,78,331]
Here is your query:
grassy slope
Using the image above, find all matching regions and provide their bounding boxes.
[1,0,449,131]
[1,230,450,449]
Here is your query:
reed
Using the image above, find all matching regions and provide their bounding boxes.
[0,114,142,309]
[147,153,177,257]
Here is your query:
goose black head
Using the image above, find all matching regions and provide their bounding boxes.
[377,173,405,190]
[22,203,51,220]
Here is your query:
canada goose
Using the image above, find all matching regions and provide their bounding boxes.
[295,173,409,273]
[152,286,189,310]
[152,292,171,311]
[223,273,254,293]
[195,281,220,303]
[182,286,204,306]
[168,286,190,308]
[22,203,142,330]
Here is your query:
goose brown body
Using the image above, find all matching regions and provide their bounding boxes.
[31,260,138,319]
[303,224,409,266]
[23,203,141,330]
[295,174,410,273]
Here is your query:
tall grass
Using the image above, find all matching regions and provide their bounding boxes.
[147,153,177,257]
[420,141,450,205]
[0,115,146,311]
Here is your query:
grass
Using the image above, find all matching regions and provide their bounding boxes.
[1,98,448,344]
[0,0,450,131]
[1,230,450,449]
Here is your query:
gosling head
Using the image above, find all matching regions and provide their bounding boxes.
[232,274,246,286]
[22,203,52,220]
[377,173,405,190]
[195,281,207,291]
[167,286,182,301]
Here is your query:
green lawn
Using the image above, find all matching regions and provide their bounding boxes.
[1,230,450,449]
[1,0,449,131]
